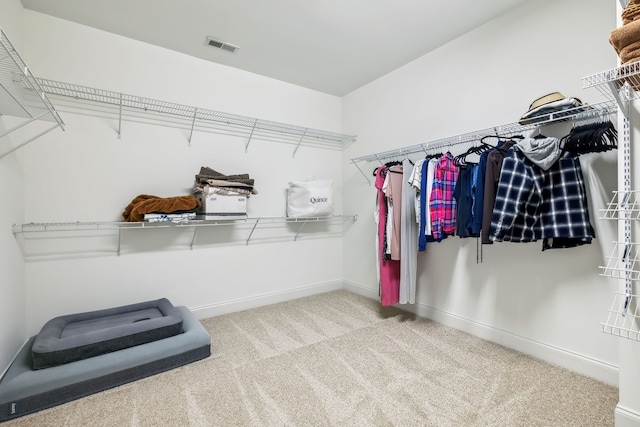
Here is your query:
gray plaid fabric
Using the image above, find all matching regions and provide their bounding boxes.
[490,147,594,249]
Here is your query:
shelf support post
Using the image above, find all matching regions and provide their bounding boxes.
[117,93,123,139]
[245,120,258,152]
[292,130,307,157]
[188,108,197,146]
[607,81,630,118]
[246,217,261,245]
[293,217,311,241]
[117,227,122,256]
[0,110,53,138]
[190,225,198,250]
[351,159,371,186]
[0,123,60,159]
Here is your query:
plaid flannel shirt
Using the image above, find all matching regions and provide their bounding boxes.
[430,152,459,241]
[490,147,594,247]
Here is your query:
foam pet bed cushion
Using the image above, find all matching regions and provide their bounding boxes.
[31,298,183,369]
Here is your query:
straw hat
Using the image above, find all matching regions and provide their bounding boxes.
[525,92,566,113]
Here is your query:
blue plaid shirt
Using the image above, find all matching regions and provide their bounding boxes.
[489,147,594,248]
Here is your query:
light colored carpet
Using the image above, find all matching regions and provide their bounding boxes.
[3,290,618,426]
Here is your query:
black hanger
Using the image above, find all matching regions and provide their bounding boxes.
[563,119,617,155]
[454,144,485,165]
[480,134,524,144]
[425,151,443,160]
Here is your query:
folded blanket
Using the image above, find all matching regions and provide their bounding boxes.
[620,39,640,64]
[122,194,201,222]
[196,166,255,186]
[610,19,640,54]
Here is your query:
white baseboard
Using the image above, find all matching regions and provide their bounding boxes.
[191,279,619,386]
[343,280,380,300]
[189,280,344,319]
[342,280,619,386]
[616,405,640,427]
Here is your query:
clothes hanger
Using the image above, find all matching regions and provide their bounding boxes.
[533,128,547,139]
[562,115,617,155]
[479,134,524,144]
[454,143,486,165]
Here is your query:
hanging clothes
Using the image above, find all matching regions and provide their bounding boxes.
[374,166,400,306]
[489,144,594,249]
[409,158,426,234]
[470,149,491,236]
[453,163,478,238]
[430,152,459,241]
[416,159,430,251]
[400,159,417,304]
[481,140,517,244]
[387,164,404,261]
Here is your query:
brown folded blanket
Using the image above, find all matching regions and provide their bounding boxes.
[620,39,640,64]
[609,19,640,54]
[122,194,201,222]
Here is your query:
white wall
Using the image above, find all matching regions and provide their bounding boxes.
[342,0,621,385]
[1,0,628,402]
[17,11,346,334]
[0,0,28,376]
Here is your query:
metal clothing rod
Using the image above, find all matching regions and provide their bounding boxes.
[351,100,617,165]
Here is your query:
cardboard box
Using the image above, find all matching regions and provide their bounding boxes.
[195,191,247,219]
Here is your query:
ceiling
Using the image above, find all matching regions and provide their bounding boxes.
[21,0,531,96]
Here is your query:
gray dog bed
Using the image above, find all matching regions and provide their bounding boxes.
[0,304,210,422]
[31,298,184,369]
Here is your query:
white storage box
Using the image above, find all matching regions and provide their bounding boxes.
[195,191,247,219]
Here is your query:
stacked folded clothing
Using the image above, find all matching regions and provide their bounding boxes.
[193,166,258,197]
[610,0,640,64]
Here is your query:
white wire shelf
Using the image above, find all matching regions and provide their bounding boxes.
[582,60,640,115]
[12,215,358,260]
[601,291,640,341]
[600,241,640,281]
[35,78,356,154]
[0,28,64,158]
[600,190,640,220]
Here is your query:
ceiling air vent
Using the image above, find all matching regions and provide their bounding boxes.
[206,37,239,53]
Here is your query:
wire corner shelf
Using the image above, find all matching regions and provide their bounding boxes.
[0,28,65,158]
